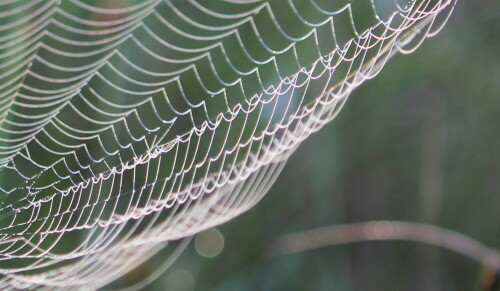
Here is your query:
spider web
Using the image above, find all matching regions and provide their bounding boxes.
[0,0,455,289]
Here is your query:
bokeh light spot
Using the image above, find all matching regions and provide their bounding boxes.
[194,228,225,258]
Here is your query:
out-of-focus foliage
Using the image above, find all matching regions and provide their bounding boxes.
[134,2,499,290]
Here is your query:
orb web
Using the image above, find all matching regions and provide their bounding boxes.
[0,0,455,289]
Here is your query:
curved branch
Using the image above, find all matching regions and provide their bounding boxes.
[273,220,500,271]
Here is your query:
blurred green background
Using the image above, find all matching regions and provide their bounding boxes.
[126,1,499,290]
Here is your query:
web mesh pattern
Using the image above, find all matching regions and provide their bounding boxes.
[0,0,455,289]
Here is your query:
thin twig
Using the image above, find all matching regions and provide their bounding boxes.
[272,221,500,271]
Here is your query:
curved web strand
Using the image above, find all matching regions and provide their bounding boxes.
[0,0,456,289]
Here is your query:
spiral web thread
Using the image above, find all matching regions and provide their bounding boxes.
[0,0,455,289]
